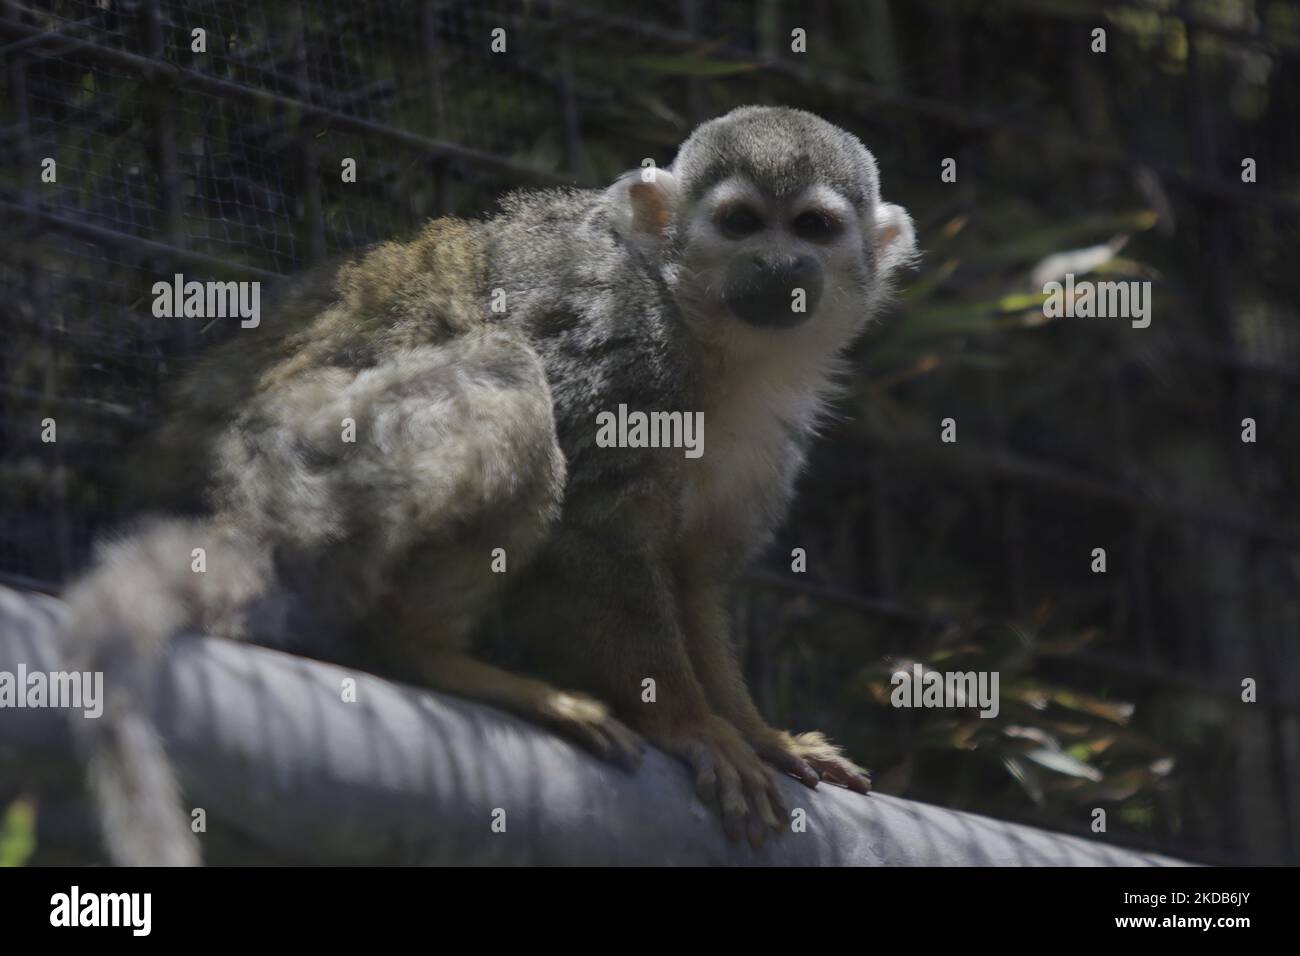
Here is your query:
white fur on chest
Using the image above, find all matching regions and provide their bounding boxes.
[680,345,835,545]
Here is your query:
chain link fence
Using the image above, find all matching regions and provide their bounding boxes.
[3,0,1298,864]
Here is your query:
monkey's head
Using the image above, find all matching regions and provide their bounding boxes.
[609,107,916,347]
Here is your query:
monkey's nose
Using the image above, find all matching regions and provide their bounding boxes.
[752,253,816,285]
[725,252,824,328]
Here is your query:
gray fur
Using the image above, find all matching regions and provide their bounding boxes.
[64,107,916,862]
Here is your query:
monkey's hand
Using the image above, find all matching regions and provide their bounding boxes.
[645,714,788,847]
[749,729,872,795]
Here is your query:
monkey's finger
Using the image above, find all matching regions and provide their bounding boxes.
[678,739,752,842]
[766,776,789,828]
[598,728,639,773]
[713,757,750,843]
[738,775,777,847]
[599,719,646,773]
[755,744,820,789]
[752,782,783,835]
[561,719,616,764]
[810,759,872,794]
[685,742,721,807]
[745,807,768,849]
[732,759,784,833]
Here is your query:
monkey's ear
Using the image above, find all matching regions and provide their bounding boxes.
[872,202,918,275]
[607,169,678,249]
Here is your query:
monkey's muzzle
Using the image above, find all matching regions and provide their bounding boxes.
[723,253,824,329]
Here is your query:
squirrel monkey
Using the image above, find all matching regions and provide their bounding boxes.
[64,106,917,862]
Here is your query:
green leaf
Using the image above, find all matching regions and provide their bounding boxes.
[0,797,36,867]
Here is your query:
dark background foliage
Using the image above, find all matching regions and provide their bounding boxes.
[1,0,1297,865]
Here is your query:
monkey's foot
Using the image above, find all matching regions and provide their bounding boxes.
[413,654,645,773]
[751,729,871,794]
[648,715,786,847]
[536,691,646,772]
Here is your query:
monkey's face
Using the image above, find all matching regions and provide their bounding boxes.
[672,178,873,335]
[612,108,917,352]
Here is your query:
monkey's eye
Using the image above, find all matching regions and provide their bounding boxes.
[716,205,765,239]
[791,210,843,242]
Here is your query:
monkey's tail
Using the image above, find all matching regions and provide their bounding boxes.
[63,515,273,866]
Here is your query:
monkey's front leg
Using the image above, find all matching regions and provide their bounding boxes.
[679,582,872,795]
[522,535,787,846]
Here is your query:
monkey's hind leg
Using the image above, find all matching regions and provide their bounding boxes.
[225,325,640,770]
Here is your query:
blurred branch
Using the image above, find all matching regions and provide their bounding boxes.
[863,432,1300,546]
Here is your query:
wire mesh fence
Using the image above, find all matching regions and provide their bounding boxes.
[2,0,1297,864]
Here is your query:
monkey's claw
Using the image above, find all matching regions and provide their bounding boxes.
[753,730,871,795]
